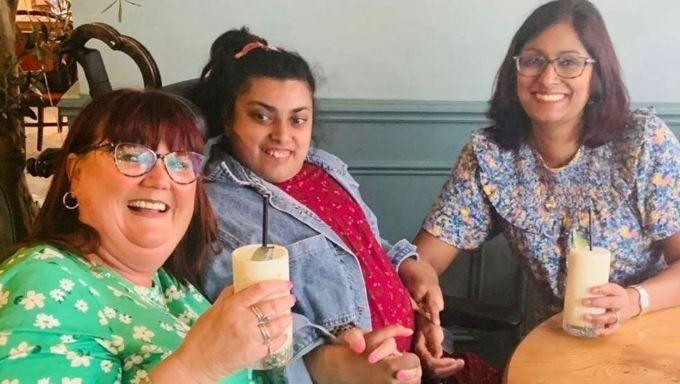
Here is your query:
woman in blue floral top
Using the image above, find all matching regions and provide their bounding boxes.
[407,0,680,364]
[0,89,294,383]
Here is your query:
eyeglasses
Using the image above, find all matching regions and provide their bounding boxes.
[513,54,596,79]
[90,142,205,185]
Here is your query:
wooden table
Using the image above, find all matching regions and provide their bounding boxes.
[505,307,680,383]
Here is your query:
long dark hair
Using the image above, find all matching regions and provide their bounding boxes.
[24,89,218,287]
[487,0,630,150]
[188,27,317,143]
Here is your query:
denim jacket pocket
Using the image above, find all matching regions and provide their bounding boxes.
[287,234,360,329]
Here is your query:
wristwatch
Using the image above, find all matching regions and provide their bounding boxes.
[629,284,651,317]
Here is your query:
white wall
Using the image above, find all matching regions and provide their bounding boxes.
[72,0,680,102]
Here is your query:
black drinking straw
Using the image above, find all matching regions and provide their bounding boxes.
[588,207,593,251]
[262,195,268,247]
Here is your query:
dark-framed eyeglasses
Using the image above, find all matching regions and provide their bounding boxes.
[513,54,596,79]
[89,142,205,185]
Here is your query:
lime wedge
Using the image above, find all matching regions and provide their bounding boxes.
[572,230,589,250]
[251,245,275,261]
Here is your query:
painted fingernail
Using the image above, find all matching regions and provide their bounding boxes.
[396,370,411,381]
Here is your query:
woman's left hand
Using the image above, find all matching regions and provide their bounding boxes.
[583,283,640,336]
[399,258,444,325]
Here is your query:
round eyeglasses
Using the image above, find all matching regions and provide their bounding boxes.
[514,54,596,79]
[90,142,205,185]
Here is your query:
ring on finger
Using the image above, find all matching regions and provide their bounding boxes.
[612,310,620,325]
[250,304,271,325]
[257,322,273,345]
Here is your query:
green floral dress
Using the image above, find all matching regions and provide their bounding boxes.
[0,244,253,384]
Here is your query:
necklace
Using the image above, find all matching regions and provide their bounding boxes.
[533,145,583,174]
[531,143,584,212]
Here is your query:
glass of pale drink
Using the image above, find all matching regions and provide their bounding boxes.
[232,244,293,368]
[562,244,611,338]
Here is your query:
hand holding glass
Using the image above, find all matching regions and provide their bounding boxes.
[233,244,293,369]
[562,246,611,337]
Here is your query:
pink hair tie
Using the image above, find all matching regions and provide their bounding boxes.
[234,42,279,59]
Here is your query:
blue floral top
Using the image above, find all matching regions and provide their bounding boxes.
[423,109,680,322]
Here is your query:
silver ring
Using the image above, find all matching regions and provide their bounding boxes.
[257,322,273,346]
[250,304,270,324]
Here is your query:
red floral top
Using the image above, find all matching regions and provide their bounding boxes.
[278,163,415,351]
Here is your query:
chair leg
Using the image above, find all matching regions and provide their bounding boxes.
[37,106,44,151]
[57,111,64,133]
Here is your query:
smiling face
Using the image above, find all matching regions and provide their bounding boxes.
[229,77,313,183]
[516,22,594,133]
[68,140,196,282]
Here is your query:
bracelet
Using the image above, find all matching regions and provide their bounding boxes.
[629,284,650,317]
[329,323,356,338]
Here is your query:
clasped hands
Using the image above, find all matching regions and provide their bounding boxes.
[399,258,465,379]
[333,325,422,384]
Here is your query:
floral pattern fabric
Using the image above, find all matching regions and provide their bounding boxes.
[0,245,251,384]
[423,109,680,322]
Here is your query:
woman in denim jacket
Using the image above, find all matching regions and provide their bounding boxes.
[190,28,445,384]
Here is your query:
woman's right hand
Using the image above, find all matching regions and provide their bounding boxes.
[413,313,464,378]
[156,280,294,383]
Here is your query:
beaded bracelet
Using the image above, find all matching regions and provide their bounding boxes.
[330,322,357,338]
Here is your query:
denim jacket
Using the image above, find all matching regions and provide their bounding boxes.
[201,143,418,382]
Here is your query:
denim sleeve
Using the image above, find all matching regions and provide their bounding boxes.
[290,313,332,359]
[381,238,419,271]
[283,314,337,384]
